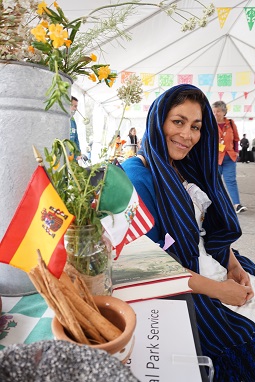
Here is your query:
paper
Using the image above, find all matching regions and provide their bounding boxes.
[126,299,202,382]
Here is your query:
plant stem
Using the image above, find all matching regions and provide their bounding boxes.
[55,138,82,193]
[70,1,171,25]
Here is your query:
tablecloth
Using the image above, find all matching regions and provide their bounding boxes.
[0,293,54,350]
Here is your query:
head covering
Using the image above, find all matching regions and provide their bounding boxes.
[142,84,241,272]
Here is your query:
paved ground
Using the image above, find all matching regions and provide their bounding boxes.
[230,162,255,262]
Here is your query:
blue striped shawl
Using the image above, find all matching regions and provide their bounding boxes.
[142,84,242,273]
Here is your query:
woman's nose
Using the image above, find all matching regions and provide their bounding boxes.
[180,126,191,139]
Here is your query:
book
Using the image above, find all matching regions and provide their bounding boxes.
[112,235,192,302]
[126,299,203,382]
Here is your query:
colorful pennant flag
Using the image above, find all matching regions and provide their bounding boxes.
[198,74,214,86]
[244,7,255,31]
[231,92,237,100]
[140,73,155,86]
[178,74,193,84]
[216,7,231,28]
[244,105,252,112]
[236,71,251,86]
[217,73,232,86]
[121,71,134,83]
[97,164,154,259]
[158,74,174,87]
[0,166,74,278]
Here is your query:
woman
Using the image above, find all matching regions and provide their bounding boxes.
[122,84,255,382]
[211,100,247,214]
[126,127,138,145]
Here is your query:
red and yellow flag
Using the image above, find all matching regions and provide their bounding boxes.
[0,166,74,278]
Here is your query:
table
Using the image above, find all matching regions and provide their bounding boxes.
[0,294,211,381]
[0,293,54,350]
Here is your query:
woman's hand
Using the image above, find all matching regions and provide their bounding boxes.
[227,247,254,302]
[188,268,253,306]
[219,278,253,306]
[227,265,254,302]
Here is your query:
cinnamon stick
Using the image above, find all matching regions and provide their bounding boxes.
[59,283,122,341]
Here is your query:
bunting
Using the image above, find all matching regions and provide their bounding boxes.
[236,72,251,86]
[178,74,193,84]
[140,73,155,86]
[217,73,232,86]
[244,7,255,31]
[217,7,231,28]
[158,74,174,87]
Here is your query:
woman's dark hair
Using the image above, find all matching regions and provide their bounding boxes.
[128,127,137,144]
[170,89,206,112]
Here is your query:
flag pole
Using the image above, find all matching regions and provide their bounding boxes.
[32,145,44,166]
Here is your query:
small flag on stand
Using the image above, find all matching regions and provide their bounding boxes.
[97,164,154,259]
[0,166,74,278]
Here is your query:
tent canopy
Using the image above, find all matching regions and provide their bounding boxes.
[62,0,255,122]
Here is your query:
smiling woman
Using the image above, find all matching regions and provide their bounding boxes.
[122,84,255,381]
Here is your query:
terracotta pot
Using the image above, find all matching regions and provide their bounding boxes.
[51,295,136,363]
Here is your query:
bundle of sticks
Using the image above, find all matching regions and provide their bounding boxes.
[28,254,122,345]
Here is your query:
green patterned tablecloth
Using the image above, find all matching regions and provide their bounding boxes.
[0,294,54,350]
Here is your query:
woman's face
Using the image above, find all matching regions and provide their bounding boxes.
[212,106,225,123]
[163,99,202,162]
[131,128,136,135]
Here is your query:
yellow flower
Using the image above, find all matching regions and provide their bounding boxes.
[89,73,97,82]
[40,20,49,28]
[98,66,111,80]
[90,53,97,62]
[31,24,47,43]
[48,24,68,48]
[108,77,115,87]
[68,153,74,161]
[28,45,35,53]
[53,1,59,8]
[64,39,72,48]
[51,155,60,170]
[37,1,51,16]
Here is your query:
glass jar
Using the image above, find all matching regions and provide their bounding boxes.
[64,225,112,296]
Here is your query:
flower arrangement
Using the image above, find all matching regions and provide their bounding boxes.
[44,138,104,232]
[1,0,215,111]
[43,138,112,293]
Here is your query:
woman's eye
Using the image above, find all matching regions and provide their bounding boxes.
[173,119,183,125]
[192,125,201,131]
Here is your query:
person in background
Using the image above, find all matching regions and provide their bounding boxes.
[125,127,138,155]
[122,84,255,381]
[211,100,247,214]
[240,133,250,163]
[70,96,82,161]
[126,127,138,146]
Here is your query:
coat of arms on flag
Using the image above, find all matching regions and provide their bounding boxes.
[97,164,155,259]
[0,166,74,278]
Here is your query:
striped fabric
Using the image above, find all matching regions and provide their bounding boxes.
[124,84,255,381]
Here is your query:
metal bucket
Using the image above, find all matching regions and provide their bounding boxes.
[0,61,71,295]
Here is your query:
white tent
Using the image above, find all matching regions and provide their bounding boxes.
[62,0,255,147]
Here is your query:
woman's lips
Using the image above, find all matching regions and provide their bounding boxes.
[171,139,189,149]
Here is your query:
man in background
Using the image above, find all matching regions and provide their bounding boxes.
[70,96,82,161]
[240,133,250,163]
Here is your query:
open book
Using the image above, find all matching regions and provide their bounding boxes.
[112,235,192,302]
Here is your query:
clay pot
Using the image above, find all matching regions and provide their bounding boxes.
[51,295,136,363]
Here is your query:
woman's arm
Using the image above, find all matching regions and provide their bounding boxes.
[188,265,253,306]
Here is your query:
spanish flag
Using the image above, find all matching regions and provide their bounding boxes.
[0,166,74,278]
